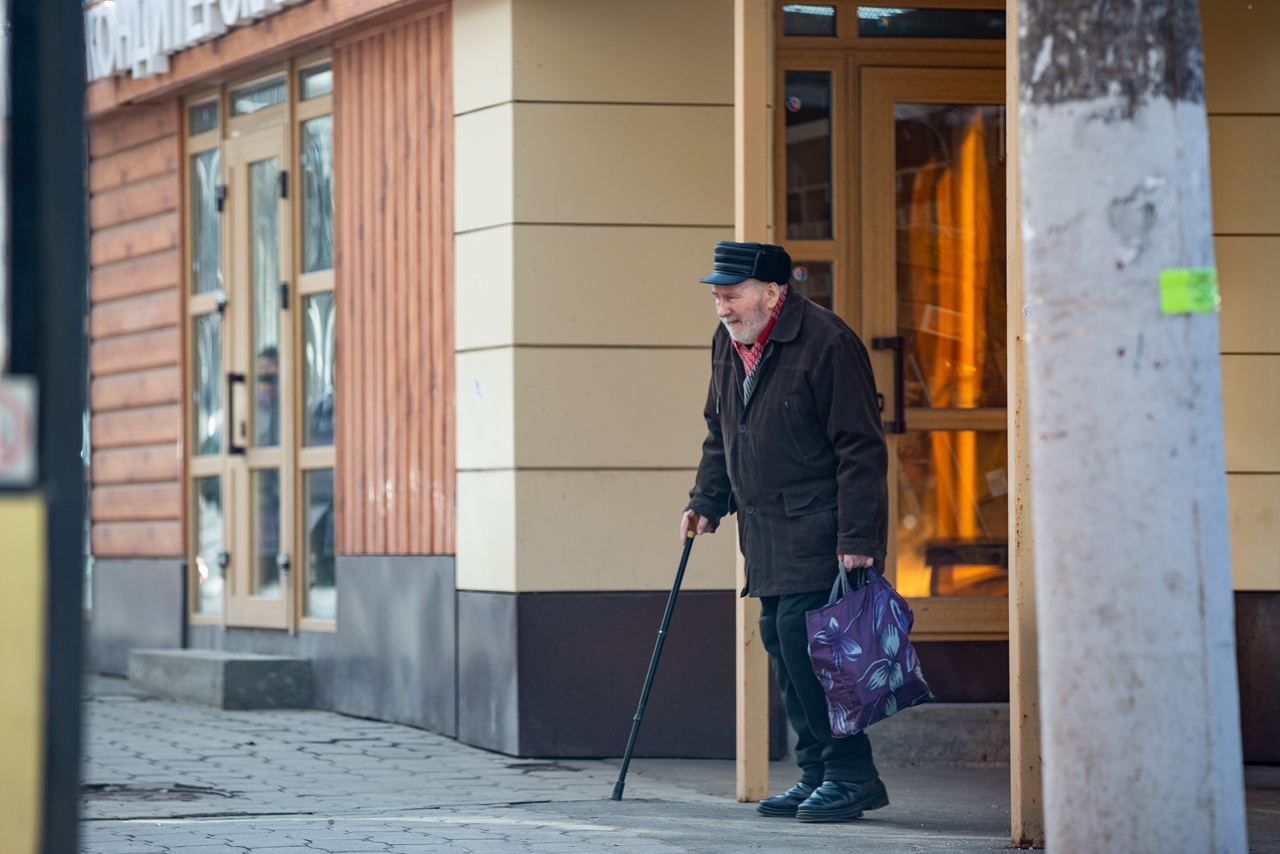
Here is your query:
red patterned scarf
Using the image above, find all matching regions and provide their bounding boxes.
[732,286,788,378]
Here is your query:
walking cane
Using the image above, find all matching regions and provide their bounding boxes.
[611,520,698,801]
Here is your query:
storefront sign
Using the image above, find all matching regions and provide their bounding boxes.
[84,0,307,82]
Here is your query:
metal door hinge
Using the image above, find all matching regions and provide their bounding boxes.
[279,282,289,310]
[278,170,288,199]
[216,184,228,212]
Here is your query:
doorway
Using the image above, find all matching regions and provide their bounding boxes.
[776,3,1009,661]
[185,60,337,633]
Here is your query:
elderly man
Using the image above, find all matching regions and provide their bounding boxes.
[681,241,890,823]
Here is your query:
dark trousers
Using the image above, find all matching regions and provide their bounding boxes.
[759,588,878,786]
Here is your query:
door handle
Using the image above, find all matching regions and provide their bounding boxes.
[872,336,906,434]
[227,372,247,455]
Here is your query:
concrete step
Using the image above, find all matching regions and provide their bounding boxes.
[870,702,1010,765]
[128,649,313,710]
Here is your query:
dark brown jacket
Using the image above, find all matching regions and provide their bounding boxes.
[687,290,888,597]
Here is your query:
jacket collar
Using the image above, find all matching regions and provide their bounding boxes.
[767,286,805,344]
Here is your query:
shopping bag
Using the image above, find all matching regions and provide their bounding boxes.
[805,564,933,737]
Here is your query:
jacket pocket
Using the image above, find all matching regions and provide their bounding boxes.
[782,480,839,562]
[782,394,825,461]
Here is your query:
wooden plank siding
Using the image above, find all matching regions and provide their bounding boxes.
[87,104,185,559]
[333,8,455,556]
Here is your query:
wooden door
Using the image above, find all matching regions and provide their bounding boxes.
[860,66,1008,637]
[224,123,293,629]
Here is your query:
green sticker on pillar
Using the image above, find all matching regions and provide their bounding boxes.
[1160,267,1220,314]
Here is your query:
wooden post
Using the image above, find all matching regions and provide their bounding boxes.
[734,0,772,804]
[1006,0,1044,845]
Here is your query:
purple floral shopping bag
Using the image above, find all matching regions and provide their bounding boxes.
[805,564,933,737]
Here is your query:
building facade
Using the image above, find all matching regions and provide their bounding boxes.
[85,0,1278,763]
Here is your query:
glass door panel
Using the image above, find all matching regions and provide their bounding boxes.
[225,123,291,630]
[861,67,1007,636]
[250,157,281,449]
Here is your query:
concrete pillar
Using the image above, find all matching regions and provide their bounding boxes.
[1018,1,1248,850]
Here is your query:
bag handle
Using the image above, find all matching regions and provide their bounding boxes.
[828,561,876,605]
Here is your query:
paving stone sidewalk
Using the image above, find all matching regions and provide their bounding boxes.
[80,676,1280,853]
[80,676,1014,853]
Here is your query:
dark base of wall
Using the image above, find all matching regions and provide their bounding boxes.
[1236,591,1280,763]
[87,559,185,676]
[333,555,457,737]
[913,641,1010,703]
[457,590,786,760]
[188,624,338,710]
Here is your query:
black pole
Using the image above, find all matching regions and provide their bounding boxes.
[9,0,88,850]
[611,531,695,801]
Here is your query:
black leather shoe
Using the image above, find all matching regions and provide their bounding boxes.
[795,778,890,823]
[755,782,815,817]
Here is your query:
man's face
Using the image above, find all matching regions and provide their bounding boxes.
[713,279,778,344]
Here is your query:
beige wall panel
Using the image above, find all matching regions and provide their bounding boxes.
[455,226,514,352]
[513,347,709,469]
[456,469,517,590]
[454,104,515,234]
[456,347,516,470]
[514,469,737,592]
[512,0,732,105]
[1208,116,1280,235]
[1228,474,1280,590]
[1217,236,1280,354]
[1222,354,1280,472]
[452,0,513,115]
[513,103,733,226]
[1202,0,1280,115]
[510,224,731,347]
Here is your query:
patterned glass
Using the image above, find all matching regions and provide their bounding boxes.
[254,468,281,598]
[194,476,224,615]
[896,431,1008,599]
[250,157,281,448]
[785,71,833,240]
[301,115,334,273]
[193,312,222,456]
[190,149,221,295]
[304,469,336,619]
[303,293,335,446]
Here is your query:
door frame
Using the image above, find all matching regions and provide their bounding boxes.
[774,35,1006,640]
[860,65,1007,638]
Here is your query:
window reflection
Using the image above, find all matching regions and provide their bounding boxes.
[301,115,334,273]
[194,477,223,615]
[304,469,335,619]
[896,430,1008,598]
[250,158,281,448]
[303,294,335,447]
[193,313,222,455]
[790,261,833,310]
[784,4,837,36]
[785,71,833,240]
[895,103,1006,409]
[254,468,281,599]
[190,149,221,295]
